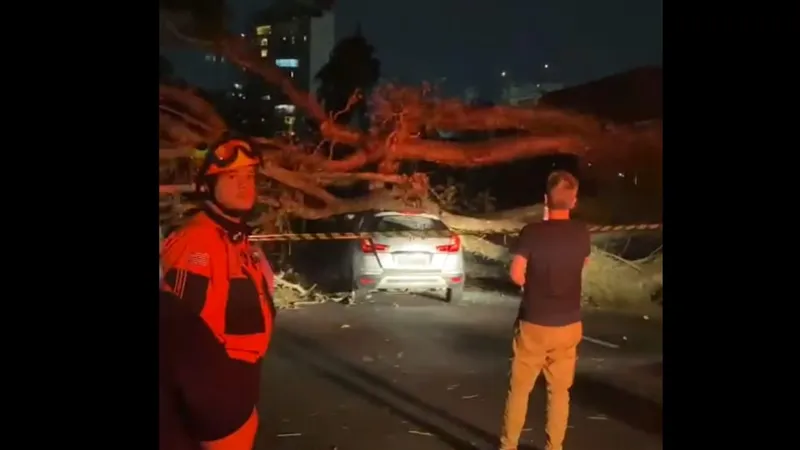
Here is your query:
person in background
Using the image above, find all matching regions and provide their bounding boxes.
[498,170,591,450]
[161,137,276,450]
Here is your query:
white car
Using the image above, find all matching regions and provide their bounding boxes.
[346,211,465,304]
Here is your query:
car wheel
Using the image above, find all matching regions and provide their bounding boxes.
[446,285,464,304]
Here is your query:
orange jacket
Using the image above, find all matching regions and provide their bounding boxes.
[161,210,275,363]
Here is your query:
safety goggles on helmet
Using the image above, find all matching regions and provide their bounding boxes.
[199,139,260,177]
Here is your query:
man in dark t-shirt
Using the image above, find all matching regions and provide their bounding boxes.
[498,171,591,450]
[159,290,260,450]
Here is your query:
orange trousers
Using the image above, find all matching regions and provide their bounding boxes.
[202,407,258,450]
[499,321,582,450]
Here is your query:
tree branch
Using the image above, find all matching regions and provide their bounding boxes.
[259,162,340,205]
[159,19,661,226]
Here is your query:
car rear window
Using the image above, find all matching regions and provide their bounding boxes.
[369,215,448,232]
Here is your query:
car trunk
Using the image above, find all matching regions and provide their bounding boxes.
[361,214,458,271]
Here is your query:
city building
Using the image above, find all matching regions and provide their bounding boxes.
[245,0,335,136]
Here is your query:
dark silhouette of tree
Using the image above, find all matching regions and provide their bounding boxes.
[314,24,380,129]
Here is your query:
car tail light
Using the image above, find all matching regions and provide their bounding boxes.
[360,239,389,253]
[436,234,461,253]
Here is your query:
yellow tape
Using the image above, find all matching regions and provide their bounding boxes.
[247,223,662,242]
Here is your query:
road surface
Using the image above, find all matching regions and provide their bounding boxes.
[255,292,662,450]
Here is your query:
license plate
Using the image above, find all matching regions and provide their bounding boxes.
[395,253,430,265]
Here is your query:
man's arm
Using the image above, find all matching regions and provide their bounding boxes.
[251,245,275,296]
[161,230,213,315]
[583,225,592,267]
[509,226,534,287]
[509,255,528,287]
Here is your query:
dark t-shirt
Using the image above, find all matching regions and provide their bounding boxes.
[512,220,591,326]
[159,291,261,450]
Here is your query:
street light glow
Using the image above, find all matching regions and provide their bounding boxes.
[544,63,549,69]
[501,71,507,77]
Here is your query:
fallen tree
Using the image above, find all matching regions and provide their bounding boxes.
[158,8,662,308]
[158,24,661,225]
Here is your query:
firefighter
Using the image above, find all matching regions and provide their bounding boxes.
[160,290,260,450]
[160,137,275,450]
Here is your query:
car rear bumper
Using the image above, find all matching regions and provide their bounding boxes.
[355,270,464,291]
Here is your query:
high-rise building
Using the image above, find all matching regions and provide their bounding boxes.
[246,0,335,136]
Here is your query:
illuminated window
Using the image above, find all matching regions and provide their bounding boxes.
[290,71,294,78]
[260,38,268,47]
[284,116,295,125]
[291,36,296,44]
[261,95,271,101]
[275,104,296,114]
[303,35,307,41]
[256,25,272,36]
[275,58,299,68]
[260,49,268,58]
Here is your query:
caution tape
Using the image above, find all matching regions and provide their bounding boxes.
[585,223,662,233]
[247,223,661,242]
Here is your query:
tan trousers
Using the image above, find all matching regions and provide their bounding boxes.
[202,407,259,450]
[499,321,583,450]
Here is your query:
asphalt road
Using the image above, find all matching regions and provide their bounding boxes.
[255,292,662,450]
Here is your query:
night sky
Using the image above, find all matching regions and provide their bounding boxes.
[167,0,662,96]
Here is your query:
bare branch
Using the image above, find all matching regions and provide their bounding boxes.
[259,163,340,205]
